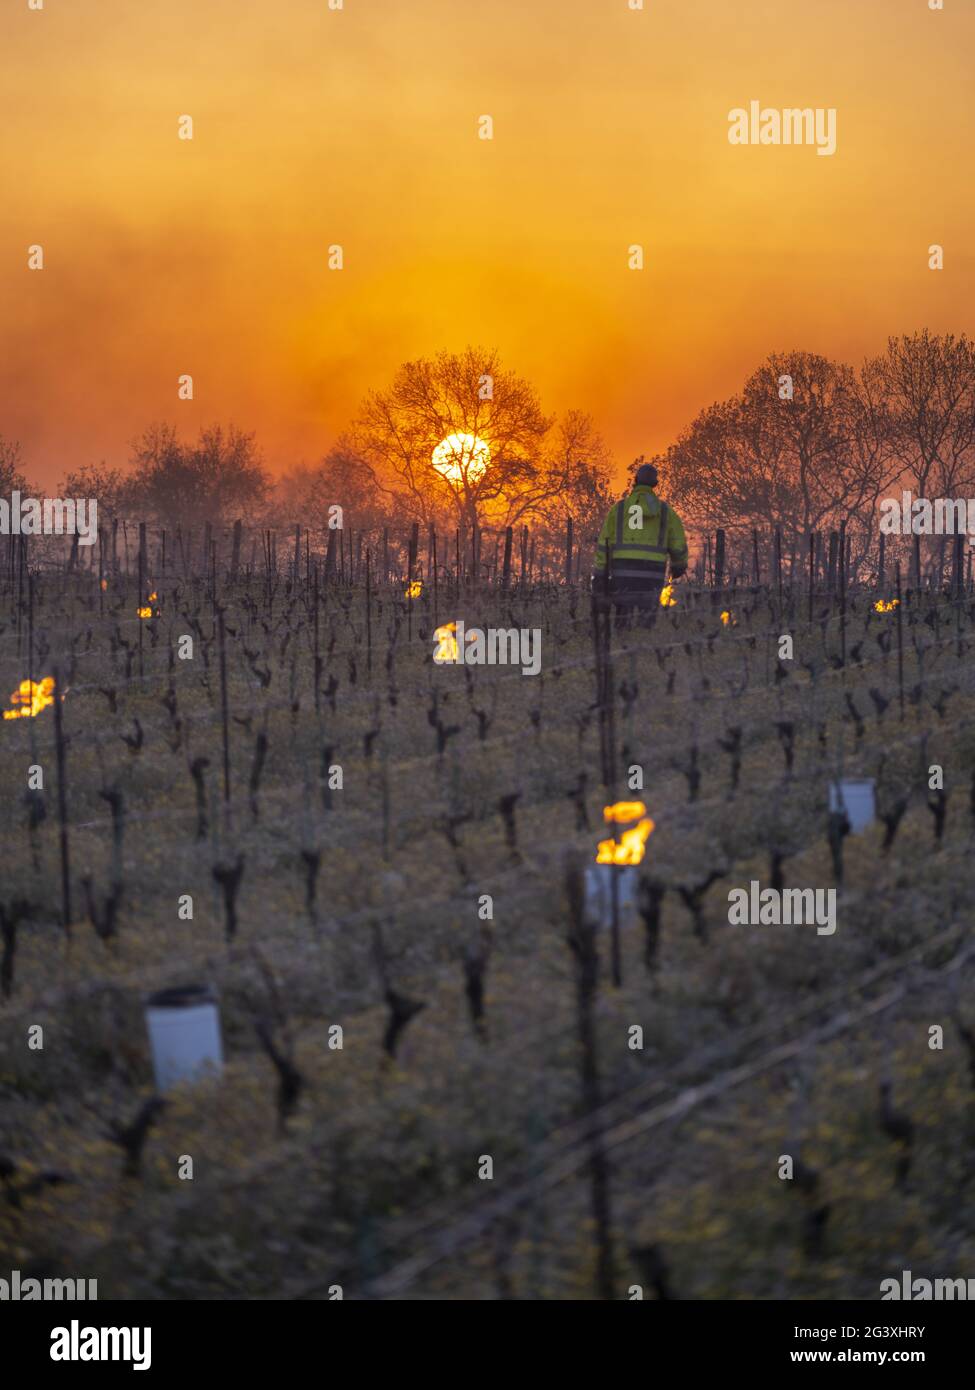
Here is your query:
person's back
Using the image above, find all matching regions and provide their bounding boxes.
[592,461,688,617]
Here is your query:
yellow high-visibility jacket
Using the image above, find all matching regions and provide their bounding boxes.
[593,486,688,582]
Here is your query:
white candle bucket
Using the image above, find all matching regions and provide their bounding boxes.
[829,778,876,834]
[145,985,223,1092]
[584,864,640,928]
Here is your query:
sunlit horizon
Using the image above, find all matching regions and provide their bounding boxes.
[2,0,972,488]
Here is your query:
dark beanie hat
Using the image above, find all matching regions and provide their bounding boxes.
[635,462,658,488]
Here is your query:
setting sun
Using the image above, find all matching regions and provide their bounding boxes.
[431,434,490,488]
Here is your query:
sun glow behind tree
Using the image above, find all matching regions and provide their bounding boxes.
[431,433,490,487]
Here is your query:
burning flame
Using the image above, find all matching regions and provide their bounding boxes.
[660,584,676,607]
[100,578,108,591]
[3,676,57,720]
[433,622,459,663]
[405,580,422,599]
[720,610,736,626]
[602,801,647,823]
[874,598,899,613]
[148,591,158,602]
[137,606,152,619]
[595,800,655,866]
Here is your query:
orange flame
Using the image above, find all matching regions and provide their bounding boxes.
[433,622,459,663]
[137,605,152,619]
[595,800,655,865]
[602,801,647,824]
[148,591,158,602]
[660,584,676,607]
[720,610,736,626]
[405,580,422,599]
[3,676,57,721]
[874,598,899,613]
[100,578,108,591]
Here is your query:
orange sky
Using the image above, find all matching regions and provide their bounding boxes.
[2,0,973,489]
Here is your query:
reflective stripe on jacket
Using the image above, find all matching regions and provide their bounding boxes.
[593,486,688,577]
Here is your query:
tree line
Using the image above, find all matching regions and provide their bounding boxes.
[660,331,975,578]
[3,332,972,578]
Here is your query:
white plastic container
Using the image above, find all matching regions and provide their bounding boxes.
[145,985,223,1091]
[584,864,640,928]
[829,778,876,834]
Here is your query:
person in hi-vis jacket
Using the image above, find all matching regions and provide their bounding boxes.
[592,460,688,618]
